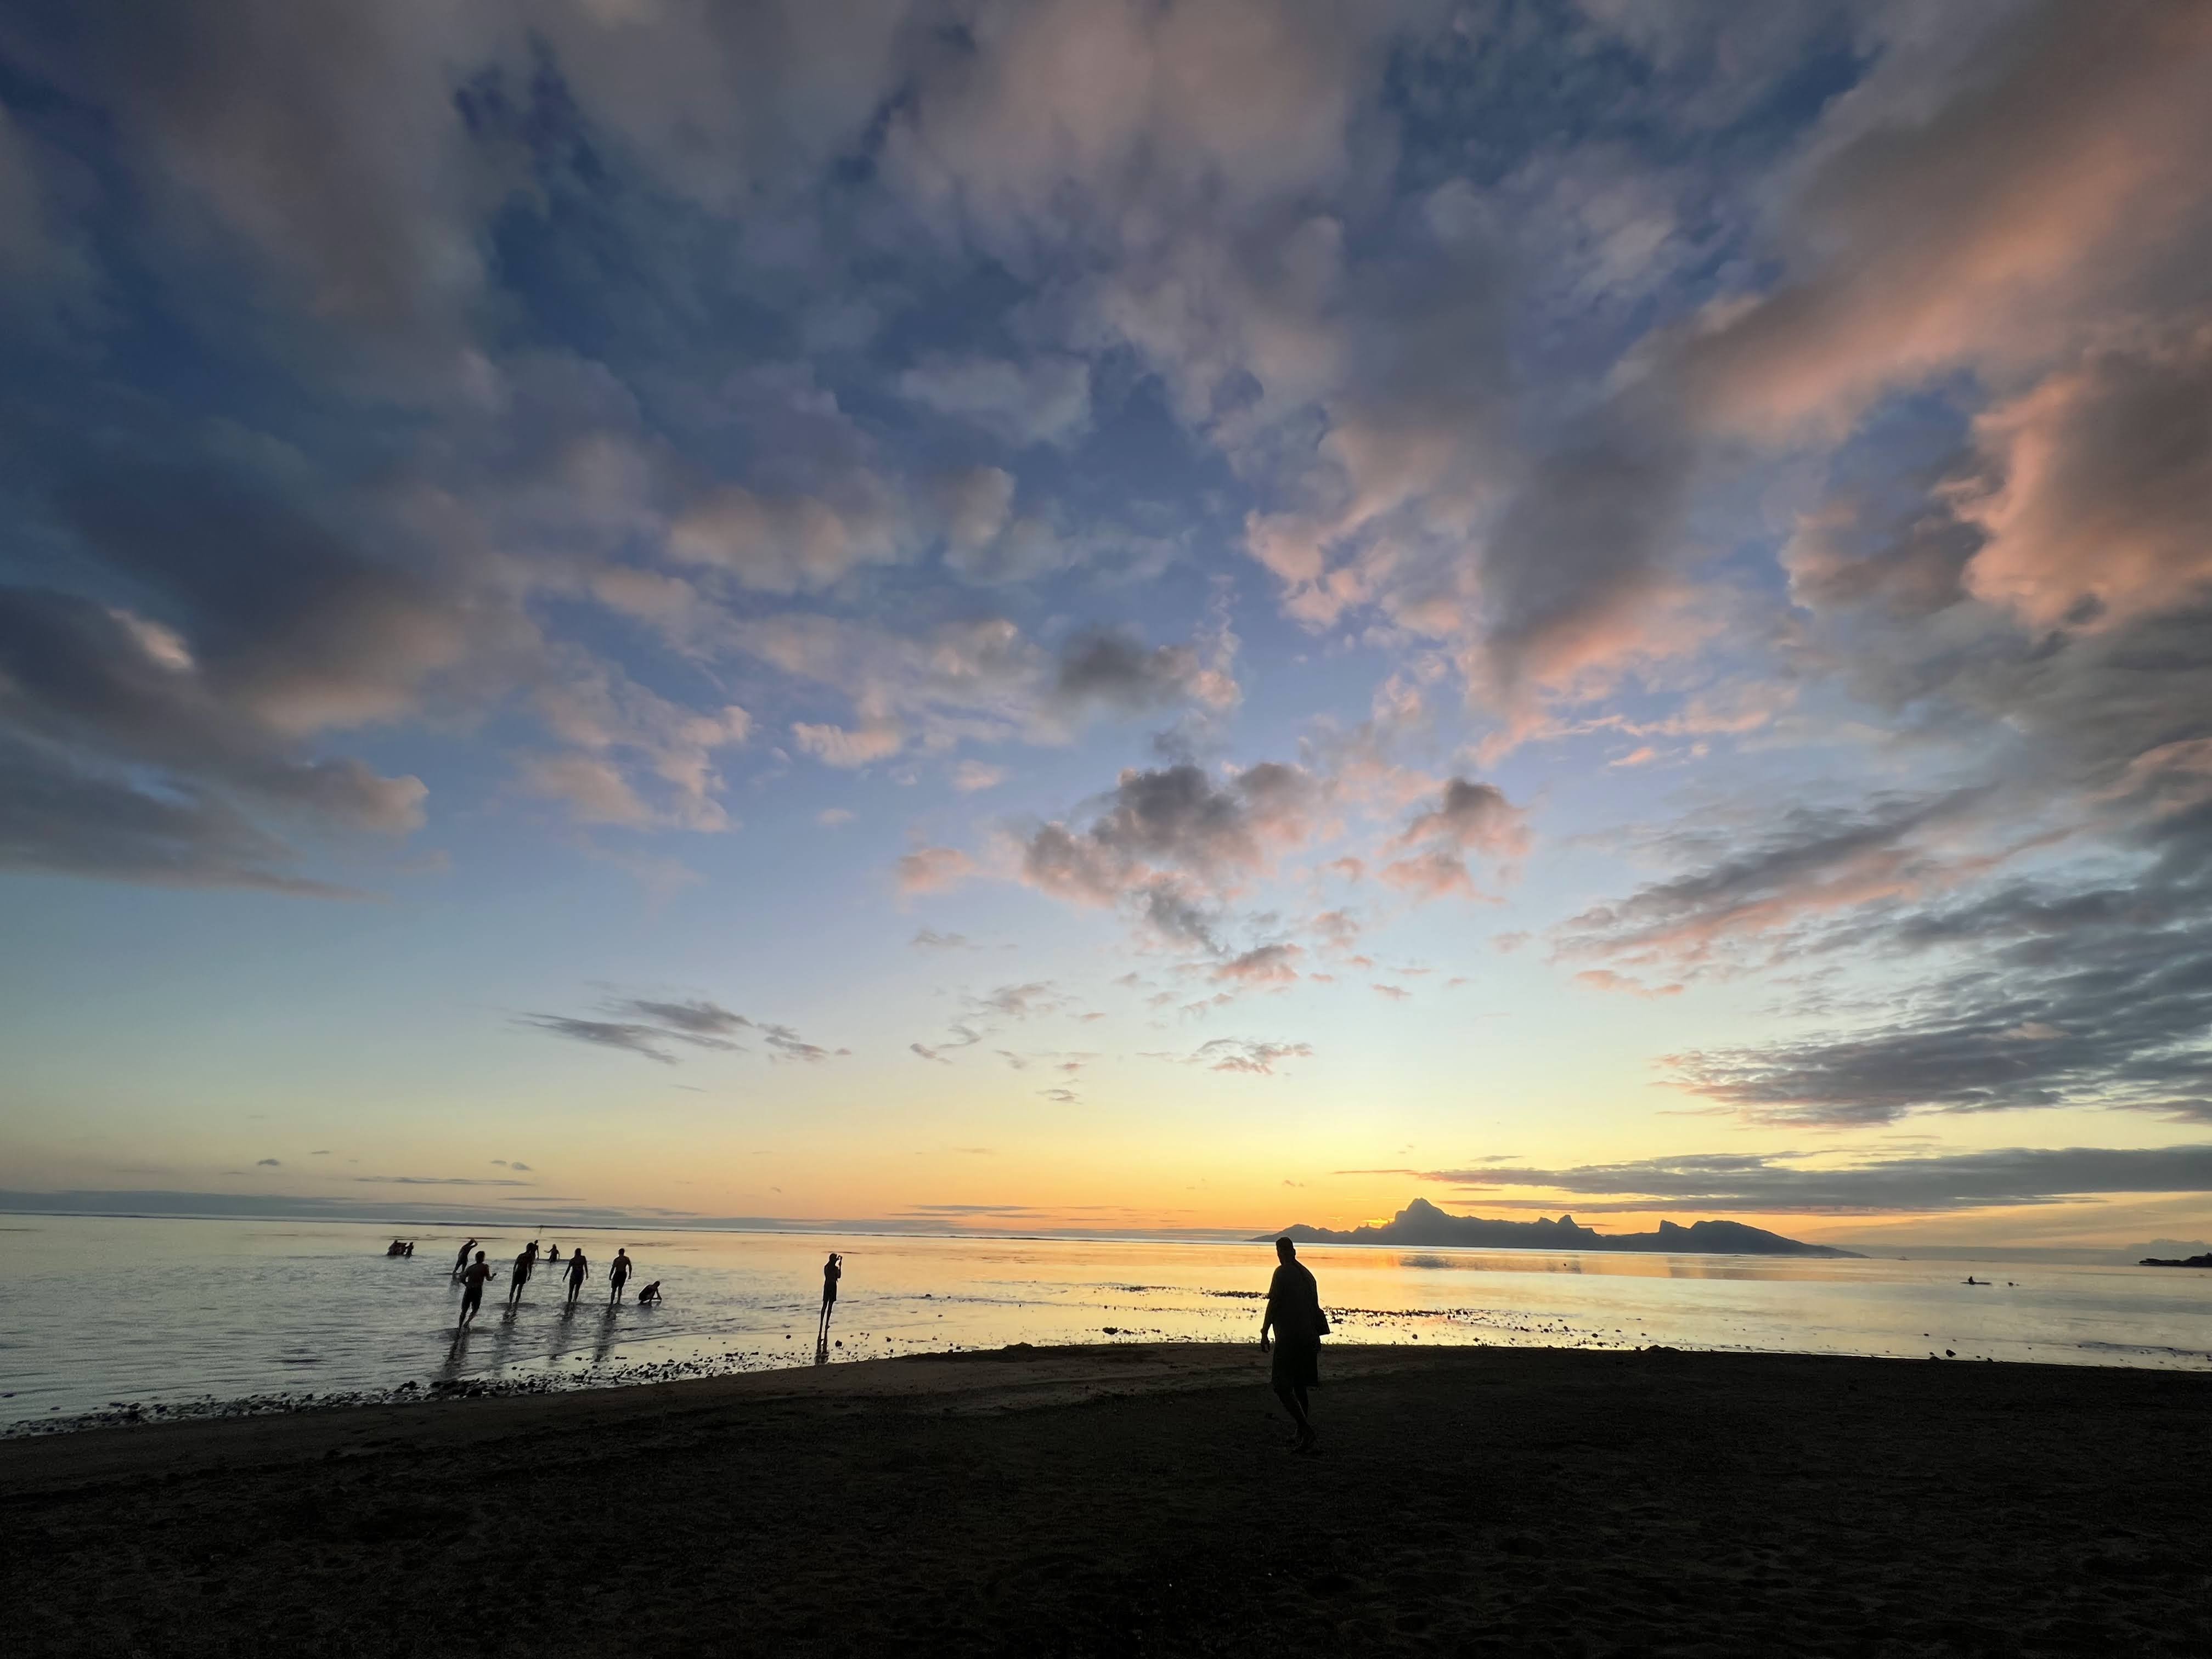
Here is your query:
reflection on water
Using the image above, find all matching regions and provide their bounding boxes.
[2,1214,2208,1425]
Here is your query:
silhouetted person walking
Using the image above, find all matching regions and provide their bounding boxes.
[458,1251,496,1329]
[607,1248,633,1305]
[507,1245,534,1307]
[564,1250,590,1307]
[453,1238,478,1278]
[1260,1236,1328,1452]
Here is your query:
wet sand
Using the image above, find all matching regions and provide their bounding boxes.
[5,1342,2208,1656]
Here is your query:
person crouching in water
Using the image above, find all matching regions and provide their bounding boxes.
[1259,1236,1328,1453]
[563,1249,589,1307]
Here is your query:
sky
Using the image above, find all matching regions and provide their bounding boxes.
[2,0,2210,1250]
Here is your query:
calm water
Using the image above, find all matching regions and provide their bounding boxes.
[3,1215,2209,1427]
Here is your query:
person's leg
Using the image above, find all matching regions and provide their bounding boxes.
[1272,1380,1313,1443]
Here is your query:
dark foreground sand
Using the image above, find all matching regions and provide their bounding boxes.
[5,1343,2208,1657]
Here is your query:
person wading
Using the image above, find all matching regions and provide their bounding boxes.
[1259,1236,1329,1453]
[457,1251,497,1330]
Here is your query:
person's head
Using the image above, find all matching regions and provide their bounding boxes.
[1276,1236,1296,1263]
[473,1250,485,1262]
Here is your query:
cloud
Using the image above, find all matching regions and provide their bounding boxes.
[953,760,1007,793]
[1555,791,1999,977]
[1212,944,1304,986]
[1573,969,1683,1000]
[911,928,974,949]
[1186,1037,1313,1076]
[256,1158,280,1167]
[610,998,751,1043]
[666,480,905,595]
[1018,760,1323,915]
[898,353,1092,449]
[792,719,904,769]
[0,585,428,891]
[1954,324,2212,630]
[516,1014,682,1065]
[1378,776,1527,901]
[1658,854,2212,1127]
[1052,628,1239,719]
[896,846,977,895]
[517,995,832,1067]
[1370,1144,2212,1215]
[966,981,1065,1020]
[735,615,1233,771]
[757,1022,834,1064]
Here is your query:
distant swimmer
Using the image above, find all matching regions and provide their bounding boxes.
[819,1251,843,1340]
[507,1245,535,1307]
[458,1251,498,1329]
[636,1282,662,1306]
[607,1248,634,1305]
[545,1245,561,1264]
[1260,1236,1329,1453]
[564,1251,590,1307]
[453,1238,479,1278]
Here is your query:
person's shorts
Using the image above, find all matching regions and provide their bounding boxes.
[1271,1335,1321,1390]
[461,1288,482,1312]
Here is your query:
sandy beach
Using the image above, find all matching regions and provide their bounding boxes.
[5,1342,2208,1656]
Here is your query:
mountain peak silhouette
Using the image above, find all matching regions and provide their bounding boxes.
[1259,1199,1859,1257]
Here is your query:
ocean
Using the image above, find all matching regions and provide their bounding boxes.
[3,1213,2208,1429]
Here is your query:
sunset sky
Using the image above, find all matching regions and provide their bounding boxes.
[3,1,2210,1249]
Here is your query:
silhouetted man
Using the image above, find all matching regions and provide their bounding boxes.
[458,1250,496,1329]
[564,1250,590,1307]
[607,1248,633,1305]
[819,1251,842,1340]
[507,1244,534,1307]
[1260,1236,1328,1452]
[453,1238,478,1278]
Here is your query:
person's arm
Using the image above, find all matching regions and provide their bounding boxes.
[1260,1271,1277,1347]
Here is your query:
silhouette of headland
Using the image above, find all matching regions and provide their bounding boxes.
[1260,1197,1863,1257]
[2138,1252,2212,1267]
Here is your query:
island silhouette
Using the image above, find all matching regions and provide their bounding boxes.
[1260,1197,1864,1257]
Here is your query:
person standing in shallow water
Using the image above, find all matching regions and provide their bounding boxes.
[453,1237,478,1278]
[819,1252,842,1338]
[1260,1236,1328,1452]
[457,1251,496,1329]
[563,1249,590,1307]
[507,1244,534,1307]
[607,1248,633,1305]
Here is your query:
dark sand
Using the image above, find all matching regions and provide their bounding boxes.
[5,1343,2208,1657]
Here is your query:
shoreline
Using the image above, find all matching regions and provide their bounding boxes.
[13,1316,2212,1442]
[15,1322,2212,1443]
[9,1342,2208,1656]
